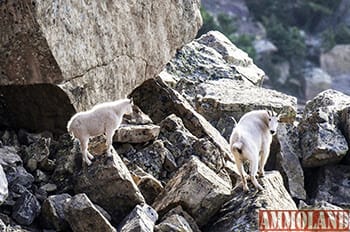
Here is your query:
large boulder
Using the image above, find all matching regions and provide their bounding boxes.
[299,90,350,167]
[41,193,71,231]
[0,0,202,134]
[314,165,350,208]
[152,156,232,227]
[303,67,332,100]
[12,189,41,226]
[73,148,145,224]
[64,193,116,232]
[320,45,350,76]
[207,171,297,232]
[130,76,235,169]
[161,31,297,140]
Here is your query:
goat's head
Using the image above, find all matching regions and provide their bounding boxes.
[267,106,282,135]
[125,97,134,115]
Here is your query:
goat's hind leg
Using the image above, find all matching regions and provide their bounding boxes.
[250,157,264,191]
[235,158,249,191]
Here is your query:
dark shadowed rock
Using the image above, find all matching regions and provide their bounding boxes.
[41,193,71,231]
[118,204,158,232]
[276,123,306,200]
[314,165,350,208]
[155,206,200,232]
[153,156,232,227]
[0,164,8,205]
[12,190,41,226]
[131,168,164,205]
[64,193,116,232]
[22,137,54,172]
[73,148,145,224]
[340,106,350,164]
[299,200,344,210]
[6,166,34,189]
[207,171,297,232]
[299,90,350,167]
[122,140,168,179]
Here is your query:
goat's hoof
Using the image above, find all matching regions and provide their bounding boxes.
[258,172,265,178]
[256,185,264,191]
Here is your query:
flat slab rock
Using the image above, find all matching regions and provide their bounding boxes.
[152,156,232,227]
[207,171,297,232]
[113,124,160,144]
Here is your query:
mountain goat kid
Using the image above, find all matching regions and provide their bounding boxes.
[229,109,280,191]
[67,98,133,165]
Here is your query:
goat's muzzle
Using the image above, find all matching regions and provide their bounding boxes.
[270,130,276,135]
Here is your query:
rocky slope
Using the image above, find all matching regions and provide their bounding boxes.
[0,29,349,231]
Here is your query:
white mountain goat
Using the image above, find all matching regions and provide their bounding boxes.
[229,109,281,191]
[67,98,133,165]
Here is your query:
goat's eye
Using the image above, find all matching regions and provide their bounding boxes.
[269,118,271,121]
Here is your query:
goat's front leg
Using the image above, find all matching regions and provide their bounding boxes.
[80,137,92,166]
[105,128,115,157]
[250,157,264,191]
[258,146,270,177]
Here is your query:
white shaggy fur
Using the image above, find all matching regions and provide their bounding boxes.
[229,110,279,191]
[67,98,133,165]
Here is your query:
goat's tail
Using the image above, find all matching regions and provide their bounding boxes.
[66,117,74,136]
[231,141,243,155]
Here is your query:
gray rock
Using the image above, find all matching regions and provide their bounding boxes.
[276,123,306,200]
[314,165,350,208]
[208,171,297,232]
[0,164,8,205]
[131,77,235,172]
[320,45,350,76]
[155,206,200,232]
[0,0,201,134]
[123,140,168,180]
[303,67,332,100]
[0,146,22,169]
[299,90,350,167]
[161,31,297,140]
[114,124,160,144]
[41,194,71,231]
[64,193,116,232]
[153,156,232,227]
[131,169,164,205]
[74,148,145,225]
[6,166,34,189]
[12,190,41,226]
[23,137,53,172]
[118,204,158,232]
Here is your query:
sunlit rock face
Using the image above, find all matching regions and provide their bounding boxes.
[0,0,201,134]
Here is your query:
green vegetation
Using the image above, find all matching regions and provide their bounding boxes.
[196,7,256,60]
